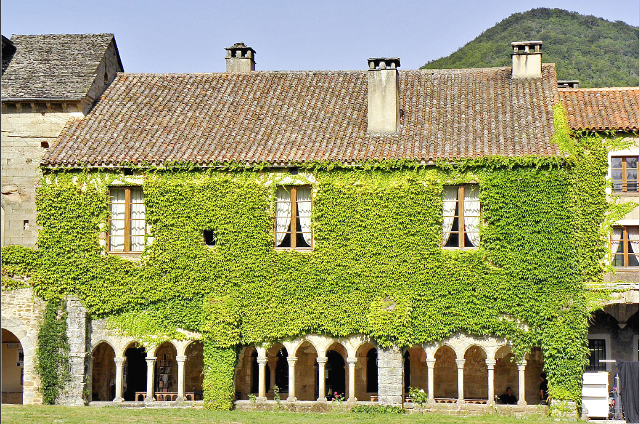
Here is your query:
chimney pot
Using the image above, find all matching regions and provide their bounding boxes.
[367,57,400,133]
[511,41,542,79]
[225,42,256,73]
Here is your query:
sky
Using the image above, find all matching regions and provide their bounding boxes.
[2,0,638,73]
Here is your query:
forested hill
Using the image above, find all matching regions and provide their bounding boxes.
[421,8,639,88]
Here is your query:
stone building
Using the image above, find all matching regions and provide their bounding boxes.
[1,37,638,414]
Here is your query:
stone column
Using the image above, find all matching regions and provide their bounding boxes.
[176,355,186,401]
[377,346,403,406]
[257,357,267,400]
[347,357,357,402]
[486,359,496,405]
[317,356,327,401]
[62,296,90,405]
[517,360,527,405]
[287,356,297,402]
[114,356,126,402]
[145,356,157,402]
[426,357,436,404]
[456,359,465,404]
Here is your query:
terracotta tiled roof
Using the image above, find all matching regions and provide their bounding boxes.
[44,65,561,167]
[1,34,116,100]
[559,87,639,131]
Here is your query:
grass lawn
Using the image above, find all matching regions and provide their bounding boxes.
[1,405,565,424]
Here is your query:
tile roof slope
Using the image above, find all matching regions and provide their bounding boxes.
[44,64,561,167]
[559,87,639,131]
[1,33,115,100]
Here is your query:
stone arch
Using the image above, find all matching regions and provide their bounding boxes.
[234,346,256,400]
[91,338,117,356]
[294,340,318,401]
[154,341,178,394]
[494,345,518,402]
[325,341,347,400]
[463,345,488,399]
[2,328,24,404]
[123,341,146,401]
[434,345,457,399]
[355,342,377,401]
[406,345,428,395]
[1,317,39,405]
[91,341,116,401]
[524,346,544,405]
[184,340,204,400]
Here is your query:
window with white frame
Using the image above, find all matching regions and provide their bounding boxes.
[611,226,639,267]
[108,187,147,252]
[611,156,638,193]
[442,185,480,248]
[274,185,312,249]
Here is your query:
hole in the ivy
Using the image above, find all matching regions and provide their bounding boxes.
[203,230,217,246]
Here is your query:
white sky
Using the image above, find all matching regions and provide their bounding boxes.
[2,0,638,73]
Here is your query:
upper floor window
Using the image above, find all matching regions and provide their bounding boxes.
[275,186,312,249]
[442,185,480,248]
[109,187,146,252]
[611,226,639,267]
[612,156,638,193]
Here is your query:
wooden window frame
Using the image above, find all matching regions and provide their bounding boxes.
[274,185,313,250]
[443,184,480,249]
[108,186,146,253]
[612,225,639,267]
[611,156,638,193]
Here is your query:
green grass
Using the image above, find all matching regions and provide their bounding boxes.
[1,405,565,424]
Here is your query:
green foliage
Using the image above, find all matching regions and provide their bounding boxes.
[408,387,429,406]
[36,299,70,405]
[350,404,404,414]
[0,128,621,408]
[422,8,639,88]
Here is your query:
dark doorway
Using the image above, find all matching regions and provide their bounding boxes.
[326,350,345,399]
[123,346,146,401]
[367,348,378,393]
[404,351,411,394]
[251,350,259,393]
[275,348,289,392]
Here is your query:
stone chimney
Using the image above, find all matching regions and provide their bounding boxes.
[225,43,255,73]
[367,57,400,133]
[511,41,542,79]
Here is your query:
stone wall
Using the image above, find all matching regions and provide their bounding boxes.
[377,346,403,405]
[1,287,46,404]
[58,296,90,406]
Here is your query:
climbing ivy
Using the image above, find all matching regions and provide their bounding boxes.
[36,299,70,404]
[1,123,634,408]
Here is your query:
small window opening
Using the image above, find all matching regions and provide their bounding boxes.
[123,168,133,176]
[40,141,49,149]
[23,220,29,230]
[289,167,299,175]
[203,230,217,246]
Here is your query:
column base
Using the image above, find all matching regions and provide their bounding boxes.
[347,397,357,402]
[316,397,327,402]
[257,396,267,402]
[457,398,465,404]
[286,396,297,402]
[517,400,527,406]
[175,396,184,403]
[145,395,155,402]
[112,397,124,402]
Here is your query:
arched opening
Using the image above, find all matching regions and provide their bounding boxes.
[525,346,544,405]
[123,343,146,401]
[407,345,427,395]
[434,345,457,399]
[295,341,318,401]
[185,341,204,400]
[91,342,116,401]
[354,343,377,401]
[495,345,518,404]
[325,346,346,400]
[234,346,256,400]
[463,345,487,400]
[266,344,287,398]
[155,342,178,396]
[403,350,411,395]
[1,329,23,404]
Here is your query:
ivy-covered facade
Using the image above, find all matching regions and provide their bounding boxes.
[1,39,638,415]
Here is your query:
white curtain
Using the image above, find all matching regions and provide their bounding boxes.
[296,186,312,245]
[442,186,457,245]
[463,185,480,247]
[610,227,623,258]
[130,187,146,251]
[275,187,291,246]
[628,226,639,260]
[109,188,126,251]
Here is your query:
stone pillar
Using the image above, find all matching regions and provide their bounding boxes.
[517,360,527,405]
[114,356,126,402]
[456,359,465,404]
[426,357,436,404]
[61,296,90,405]
[347,357,357,402]
[145,356,156,402]
[176,355,186,401]
[377,346,403,406]
[317,356,327,401]
[287,356,297,402]
[486,359,496,405]
[257,357,267,401]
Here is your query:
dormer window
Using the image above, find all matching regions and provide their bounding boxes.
[442,185,480,248]
[275,186,312,249]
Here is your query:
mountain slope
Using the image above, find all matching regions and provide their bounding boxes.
[421,8,639,88]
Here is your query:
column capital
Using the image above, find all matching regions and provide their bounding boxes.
[176,355,186,363]
[257,357,268,365]
[426,358,436,367]
[485,359,496,369]
[346,357,357,365]
[145,356,157,362]
[517,360,527,370]
[316,357,327,365]
[114,356,126,366]
[287,356,298,365]
[455,359,465,369]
